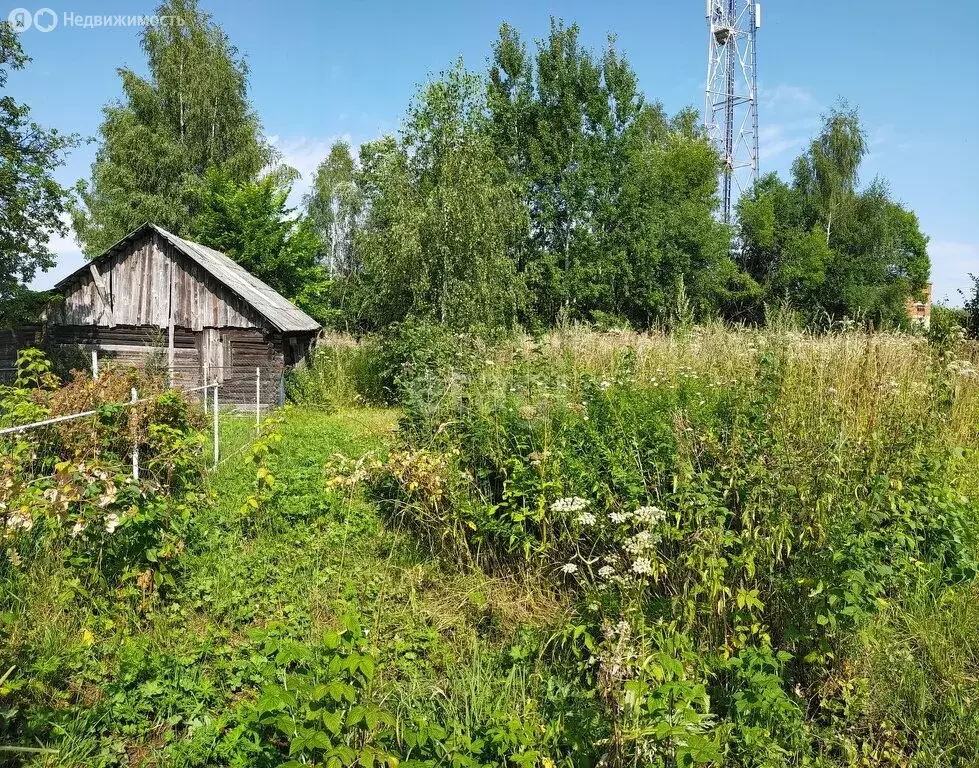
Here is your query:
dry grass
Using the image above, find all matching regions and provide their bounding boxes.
[496,324,979,451]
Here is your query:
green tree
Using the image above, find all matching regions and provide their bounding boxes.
[73,0,273,255]
[738,105,929,324]
[189,169,330,322]
[487,20,736,327]
[791,101,866,247]
[356,63,525,331]
[305,140,362,278]
[0,23,78,301]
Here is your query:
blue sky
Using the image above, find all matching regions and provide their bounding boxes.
[6,0,978,304]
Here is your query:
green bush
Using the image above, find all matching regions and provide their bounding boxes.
[361,327,979,765]
[287,340,383,410]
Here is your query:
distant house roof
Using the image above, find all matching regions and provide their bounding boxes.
[56,223,321,334]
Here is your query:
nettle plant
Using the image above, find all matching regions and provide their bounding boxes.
[247,614,399,768]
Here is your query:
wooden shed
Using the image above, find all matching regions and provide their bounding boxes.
[41,222,320,404]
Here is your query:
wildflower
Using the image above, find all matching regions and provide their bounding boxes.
[598,565,615,579]
[575,511,597,526]
[104,513,120,534]
[6,550,21,567]
[551,497,589,513]
[609,511,630,524]
[625,530,659,554]
[560,562,578,575]
[518,405,537,420]
[631,557,653,575]
[483,359,495,366]
[71,521,85,537]
[600,380,611,390]
[633,505,667,525]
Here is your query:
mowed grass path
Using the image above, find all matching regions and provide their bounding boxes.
[155,407,558,760]
[192,406,556,645]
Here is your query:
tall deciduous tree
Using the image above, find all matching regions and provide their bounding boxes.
[305,140,362,278]
[0,24,78,301]
[792,101,866,246]
[487,19,737,327]
[189,170,329,322]
[356,64,525,331]
[73,0,273,255]
[738,105,929,325]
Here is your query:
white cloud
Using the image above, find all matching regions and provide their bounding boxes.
[758,84,817,111]
[29,214,85,292]
[758,119,818,162]
[269,134,354,205]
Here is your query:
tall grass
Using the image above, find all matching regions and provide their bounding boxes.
[369,322,979,765]
[286,332,384,410]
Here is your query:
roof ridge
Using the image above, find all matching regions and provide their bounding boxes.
[56,222,320,334]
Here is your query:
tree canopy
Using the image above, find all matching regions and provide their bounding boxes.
[189,169,329,322]
[0,23,78,302]
[65,10,932,334]
[308,20,748,333]
[354,64,526,331]
[737,103,929,325]
[485,20,736,327]
[306,140,362,280]
[72,0,273,255]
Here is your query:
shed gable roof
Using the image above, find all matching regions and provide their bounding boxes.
[56,223,321,334]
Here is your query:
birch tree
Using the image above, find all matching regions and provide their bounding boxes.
[73,0,273,255]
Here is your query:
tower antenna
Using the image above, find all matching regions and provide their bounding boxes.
[705,0,760,223]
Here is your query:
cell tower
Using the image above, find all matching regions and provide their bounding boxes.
[705,0,761,223]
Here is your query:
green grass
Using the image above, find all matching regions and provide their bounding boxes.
[4,406,560,766]
[8,326,979,767]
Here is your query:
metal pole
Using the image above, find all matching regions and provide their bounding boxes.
[92,350,99,381]
[213,383,219,469]
[131,387,139,480]
[256,366,261,434]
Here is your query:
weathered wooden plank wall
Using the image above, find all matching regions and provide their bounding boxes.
[0,326,43,382]
[21,228,312,405]
[158,237,259,330]
[55,231,263,332]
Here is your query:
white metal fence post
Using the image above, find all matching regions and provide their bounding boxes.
[92,350,99,381]
[212,383,219,469]
[130,387,139,480]
[256,366,261,434]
